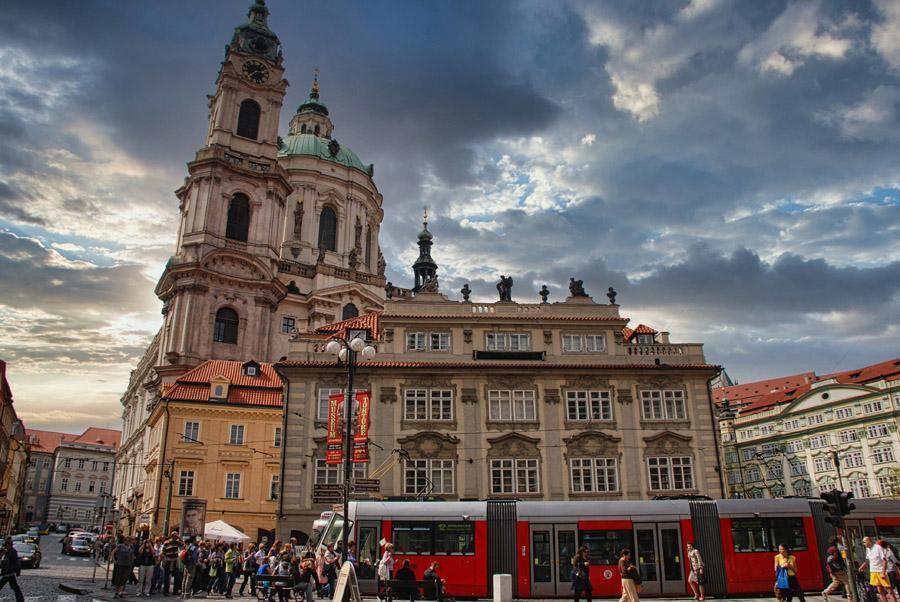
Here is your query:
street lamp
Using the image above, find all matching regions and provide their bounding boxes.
[324,331,376,565]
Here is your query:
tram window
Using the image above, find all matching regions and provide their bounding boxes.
[732,517,806,552]
[580,530,633,565]
[393,522,432,555]
[433,522,475,555]
[877,526,900,549]
[769,518,807,551]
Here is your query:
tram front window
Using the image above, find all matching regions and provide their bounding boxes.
[318,514,350,551]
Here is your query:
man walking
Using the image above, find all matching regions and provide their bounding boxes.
[860,536,897,602]
[0,539,24,602]
[163,534,182,596]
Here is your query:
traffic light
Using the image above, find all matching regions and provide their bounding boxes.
[837,491,855,516]
[821,489,840,524]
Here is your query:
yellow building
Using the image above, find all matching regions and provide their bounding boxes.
[142,359,283,541]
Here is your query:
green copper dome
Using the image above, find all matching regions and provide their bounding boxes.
[278,134,372,175]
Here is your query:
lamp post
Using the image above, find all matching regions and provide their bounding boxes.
[324,332,376,565]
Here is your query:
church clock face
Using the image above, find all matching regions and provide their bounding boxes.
[242,60,269,84]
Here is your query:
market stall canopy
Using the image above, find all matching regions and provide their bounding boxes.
[204,520,250,543]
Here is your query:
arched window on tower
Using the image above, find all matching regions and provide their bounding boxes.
[214,308,239,344]
[236,99,261,140]
[365,229,372,268]
[342,303,359,320]
[225,193,250,242]
[301,124,307,134]
[318,206,337,251]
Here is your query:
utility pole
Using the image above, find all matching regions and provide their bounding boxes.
[162,459,175,535]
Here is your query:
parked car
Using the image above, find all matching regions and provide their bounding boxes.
[55,525,68,533]
[14,543,41,569]
[25,527,39,538]
[63,537,92,556]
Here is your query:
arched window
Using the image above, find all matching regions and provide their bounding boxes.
[236,99,261,140]
[342,303,359,320]
[225,194,250,242]
[301,124,307,134]
[318,206,337,251]
[214,308,239,344]
[365,228,372,267]
[314,124,320,136]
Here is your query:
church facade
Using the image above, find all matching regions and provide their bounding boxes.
[114,0,386,533]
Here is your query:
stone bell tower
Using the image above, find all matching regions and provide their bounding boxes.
[154,0,292,373]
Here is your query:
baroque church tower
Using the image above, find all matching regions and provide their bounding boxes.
[154,0,386,378]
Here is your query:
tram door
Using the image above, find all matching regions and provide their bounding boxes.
[634,522,684,595]
[844,519,877,566]
[356,521,381,592]
[530,523,577,596]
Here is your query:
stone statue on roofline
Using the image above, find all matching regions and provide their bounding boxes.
[607,286,617,304]
[569,277,588,297]
[497,275,513,302]
[460,283,471,302]
[539,284,550,303]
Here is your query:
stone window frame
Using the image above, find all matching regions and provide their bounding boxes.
[484,331,532,351]
[405,331,452,352]
[643,431,698,494]
[402,387,457,425]
[562,431,623,498]
[639,388,689,423]
[560,331,607,354]
[563,389,615,424]
[486,433,542,498]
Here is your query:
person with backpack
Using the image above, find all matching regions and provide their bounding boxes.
[571,547,592,602]
[823,545,853,602]
[0,539,24,602]
[239,543,258,597]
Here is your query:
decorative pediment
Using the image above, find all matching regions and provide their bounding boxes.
[401,375,454,389]
[637,376,684,389]
[643,431,693,456]
[318,188,343,208]
[485,376,535,390]
[209,376,230,401]
[486,433,541,458]
[544,388,560,404]
[202,252,269,281]
[397,431,460,459]
[564,431,621,457]
[461,388,478,404]
[317,376,370,391]
[565,375,611,390]
[379,386,397,404]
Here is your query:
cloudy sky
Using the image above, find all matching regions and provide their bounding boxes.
[2,0,899,433]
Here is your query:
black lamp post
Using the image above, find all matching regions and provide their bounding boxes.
[324,331,376,565]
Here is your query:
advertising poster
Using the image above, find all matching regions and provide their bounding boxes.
[326,393,344,465]
[353,391,371,463]
[180,498,207,539]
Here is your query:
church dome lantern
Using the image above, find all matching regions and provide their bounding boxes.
[229,0,282,64]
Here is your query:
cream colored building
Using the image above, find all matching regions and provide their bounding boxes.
[115,0,386,523]
[718,358,900,500]
[275,226,723,540]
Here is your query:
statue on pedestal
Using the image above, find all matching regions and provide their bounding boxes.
[569,278,588,297]
[460,283,471,302]
[497,275,513,302]
[607,287,617,304]
[539,285,550,303]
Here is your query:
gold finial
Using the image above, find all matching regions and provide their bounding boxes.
[423,206,428,226]
[311,68,320,98]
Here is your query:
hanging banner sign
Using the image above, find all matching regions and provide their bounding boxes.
[353,391,371,464]
[326,393,344,465]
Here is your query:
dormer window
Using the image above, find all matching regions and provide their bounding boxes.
[210,376,230,401]
[242,360,261,377]
[636,334,655,345]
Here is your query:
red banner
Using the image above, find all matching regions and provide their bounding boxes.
[325,394,343,465]
[325,391,371,465]
[353,392,371,464]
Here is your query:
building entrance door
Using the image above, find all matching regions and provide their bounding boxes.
[529,523,577,597]
[634,522,684,595]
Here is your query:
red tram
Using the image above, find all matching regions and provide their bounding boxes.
[314,498,900,598]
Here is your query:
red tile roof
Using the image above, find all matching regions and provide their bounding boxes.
[277,359,719,371]
[623,324,658,342]
[316,311,382,341]
[724,357,900,416]
[25,427,121,453]
[386,313,626,323]
[163,360,282,408]
[713,372,815,404]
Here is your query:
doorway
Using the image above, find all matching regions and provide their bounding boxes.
[634,522,684,595]
[529,523,577,596]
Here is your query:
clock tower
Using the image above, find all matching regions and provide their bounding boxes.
[154,0,292,371]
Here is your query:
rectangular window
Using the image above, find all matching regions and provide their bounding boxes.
[562,334,583,352]
[404,459,455,495]
[178,470,195,496]
[872,447,895,464]
[761,443,780,455]
[91,461,98,471]
[103,462,110,472]
[317,387,344,421]
[270,475,280,500]
[867,424,889,438]
[640,390,687,421]
[229,424,245,445]
[61,478,69,491]
[404,389,454,421]
[731,517,807,552]
[784,440,804,453]
[834,407,854,420]
[760,424,776,435]
[850,478,870,499]
[225,473,241,499]
[814,456,833,472]
[741,448,757,461]
[78,459,85,469]
[745,466,761,482]
[807,414,824,425]
[565,390,613,421]
[99,482,107,494]
[391,521,476,556]
[838,429,858,443]
[312,459,365,485]
[570,458,618,493]
[488,390,536,422]
[637,334,654,345]
[790,461,808,476]
[728,470,742,485]
[768,464,783,479]
[281,316,295,334]
[878,476,897,497]
[647,456,693,490]
[783,418,803,431]
[809,435,828,449]
[64,458,71,469]
[490,459,540,494]
[406,332,450,351]
[183,421,200,443]
[486,333,531,351]
[273,427,282,448]
[725,451,739,464]
[843,452,865,468]
[580,530,633,565]
[74,480,82,492]
[393,522,433,555]
[88,480,95,493]
[585,334,606,352]
[863,400,885,414]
